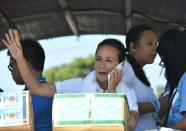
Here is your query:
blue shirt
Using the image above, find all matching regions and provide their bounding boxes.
[25,77,53,131]
[167,72,186,126]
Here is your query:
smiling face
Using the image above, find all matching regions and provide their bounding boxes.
[130,30,158,66]
[94,45,120,87]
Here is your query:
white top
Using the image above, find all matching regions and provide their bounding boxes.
[123,59,159,131]
[55,71,138,112]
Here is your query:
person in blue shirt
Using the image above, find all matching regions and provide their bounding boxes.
[157,29,186,130]
[7,37,53,131]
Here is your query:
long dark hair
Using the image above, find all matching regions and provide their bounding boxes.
[157,29,186,94]
[125,25,156,86]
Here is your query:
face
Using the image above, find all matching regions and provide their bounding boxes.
[131,30,158,66]
[94,45,120,86]
[8,56,24,85]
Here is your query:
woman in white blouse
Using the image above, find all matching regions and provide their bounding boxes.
[122,25,161,131]
[3,31,138,130]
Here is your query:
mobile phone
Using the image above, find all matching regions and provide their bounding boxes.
[108,61,124,83]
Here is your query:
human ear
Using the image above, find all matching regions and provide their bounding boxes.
[130,42,137,52]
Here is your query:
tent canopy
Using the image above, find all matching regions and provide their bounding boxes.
[0,0,185,50]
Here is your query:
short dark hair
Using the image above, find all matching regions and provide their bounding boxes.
[7,38,45,71]
[125,25,156,52]
[96,39,126,63]
[157,29,186,89]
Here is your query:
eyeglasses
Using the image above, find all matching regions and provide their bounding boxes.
[7,59,16,71]
[8,63,14,71]
[8,64,12,71]
[159,60,165,68]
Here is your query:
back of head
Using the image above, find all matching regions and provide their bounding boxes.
[96,39,126,63]
[20,38,45,72]
[125,25,156,52]
[157,29,186,88]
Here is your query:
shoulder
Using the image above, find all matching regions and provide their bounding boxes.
[124,59,133,71]
[177,73,186,92]
[181,72,186,81]
[123,59,135,76]
[122,60,135,85]
[178,73,186,87]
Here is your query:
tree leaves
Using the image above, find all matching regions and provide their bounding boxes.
[44,55,94,82]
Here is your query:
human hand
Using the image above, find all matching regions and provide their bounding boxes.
[2,29,23,61]
[159,95,169,118]
[108,68,123,92]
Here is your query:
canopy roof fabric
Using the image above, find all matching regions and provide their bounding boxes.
[0,0,185,50]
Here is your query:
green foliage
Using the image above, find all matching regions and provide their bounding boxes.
[155,86,165,97]
[44,55,95,82]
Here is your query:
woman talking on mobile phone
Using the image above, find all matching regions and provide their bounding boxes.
[3,30,138,130]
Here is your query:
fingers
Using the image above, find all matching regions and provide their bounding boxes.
[5,32,12,45]
[111,68,123,80]
[108,68,123,91]
[2,39,9,48]
[9,29,15,43]
[14,30,20,46]
[2,29,20,47]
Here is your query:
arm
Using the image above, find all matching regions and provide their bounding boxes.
[107,68,139,129]
[135,89,168,116]
[159,95,169,120]
[3,29,56,96]
[123,63,157,115]
[138,96,167,115]
[17,57,56,96]
[117,82,139,130]
[127,88,139,130]
[130,111,138,131]
[138,102,156,115]
[170,113,186,130]
[170,75,186,130]
[137,87,162,115]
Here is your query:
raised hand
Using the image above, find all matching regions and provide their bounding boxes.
[2,29,23,61]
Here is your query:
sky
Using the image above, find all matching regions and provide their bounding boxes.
[0,34,166,93]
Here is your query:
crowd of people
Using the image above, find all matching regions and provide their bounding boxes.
[1,24,186,131]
